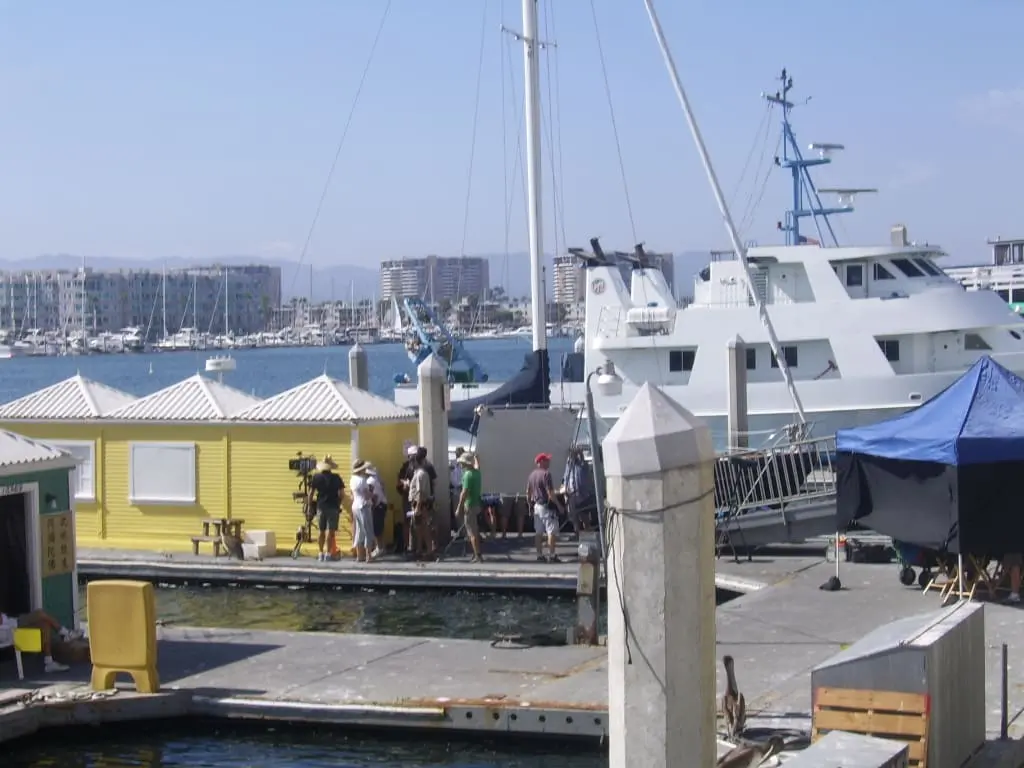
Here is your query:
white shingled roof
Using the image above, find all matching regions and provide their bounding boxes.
[104,374,262,421]
[0,430,77,472]
[232,374,415,424]
[0,374,137,420]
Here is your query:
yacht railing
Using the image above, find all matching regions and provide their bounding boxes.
[713,434,836,514]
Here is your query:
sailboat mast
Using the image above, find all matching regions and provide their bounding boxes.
[223,267,229,336]
[161,262,167,340]
[521,0,546,352]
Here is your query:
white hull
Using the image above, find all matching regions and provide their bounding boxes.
[395,354,1024,446]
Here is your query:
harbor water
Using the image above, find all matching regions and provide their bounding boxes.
[76,582,607,641]
[6,720,606,767]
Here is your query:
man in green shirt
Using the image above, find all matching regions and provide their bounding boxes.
[455,452,484,563]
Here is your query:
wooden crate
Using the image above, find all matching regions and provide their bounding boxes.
[812,687,930,767]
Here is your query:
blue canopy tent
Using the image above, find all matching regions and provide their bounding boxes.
[836,356,1024,554]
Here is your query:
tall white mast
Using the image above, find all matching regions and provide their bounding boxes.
[520,0,546,351]
[641,0,806,425]
[223,267,229,336]
[161,262,167,340]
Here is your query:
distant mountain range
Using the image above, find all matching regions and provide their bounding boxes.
[0,250,711,302]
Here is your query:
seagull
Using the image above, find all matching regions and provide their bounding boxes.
[716,735,784,768]
[722,655,746,740]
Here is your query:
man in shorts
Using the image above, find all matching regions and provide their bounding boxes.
[527,452,564,563]
[308,455,344,561]
[454,452,483,563]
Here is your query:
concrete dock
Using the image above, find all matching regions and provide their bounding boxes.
[6,555,1024,764]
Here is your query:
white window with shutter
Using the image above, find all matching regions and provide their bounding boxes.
[129,441,197,505]
[50,440,95,502]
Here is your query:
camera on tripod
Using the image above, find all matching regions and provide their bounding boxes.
[289,454,318,475]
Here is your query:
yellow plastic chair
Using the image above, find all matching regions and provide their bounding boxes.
[13,628,43,680]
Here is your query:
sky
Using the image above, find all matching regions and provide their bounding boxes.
[0,0,1021,270]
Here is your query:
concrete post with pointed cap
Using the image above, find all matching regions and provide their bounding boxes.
[418,354,451,546]
[602,382,717,768]
[348,342,369,391]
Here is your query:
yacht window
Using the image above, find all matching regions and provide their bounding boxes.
[1012,289,1024,304]
[998,289,1010,302]
[914,258,942,277]
[877,339,900,362]
[1010,330,1022,341]
[965,333,991,351]
[770,346,798,369]
[891,258,924,277]
[845,264,864,287]
[669,349,696,373]
[746,347,756,370]
[872,263,895,280]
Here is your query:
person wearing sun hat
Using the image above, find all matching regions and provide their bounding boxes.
[454,451,484,562]
[308,455,344,561]
[349,459,376,563]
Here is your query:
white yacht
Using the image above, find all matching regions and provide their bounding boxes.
[571,237,1024,436]
[567,69,1024,437]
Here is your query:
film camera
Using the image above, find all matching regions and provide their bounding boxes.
[289,455,318,475]
[289,452,318,558]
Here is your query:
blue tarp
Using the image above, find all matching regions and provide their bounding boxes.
[836,356,1024,466]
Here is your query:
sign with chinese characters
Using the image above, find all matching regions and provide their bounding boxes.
[0,484,23,497]
[41,511,74,579]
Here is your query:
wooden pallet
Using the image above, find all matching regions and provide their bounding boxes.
[812,687,930,767]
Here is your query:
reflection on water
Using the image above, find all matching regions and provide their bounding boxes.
[78,584,603,641]
[7,720,606,767]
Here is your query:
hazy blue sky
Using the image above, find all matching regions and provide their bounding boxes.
[0,0,1020,267]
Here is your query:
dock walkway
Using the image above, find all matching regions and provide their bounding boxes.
[76,540,786,595]
[6,557,1024,764]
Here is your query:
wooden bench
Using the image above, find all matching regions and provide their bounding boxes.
[191,535,222,556]
[200,518,245,538]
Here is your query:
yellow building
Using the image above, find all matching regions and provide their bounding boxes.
[92,373,263,550]
[228,374,418,552]
[0,372,418,556]
[0,374,138,547]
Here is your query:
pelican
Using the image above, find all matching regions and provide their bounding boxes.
[716,735,784,768]
[221,530,244,560]
[722,655,746,740]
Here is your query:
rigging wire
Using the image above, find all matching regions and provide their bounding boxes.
[729,101,773,211]
[286,1,393,299]
[547,0,568,253]
[540,0,565,261]
[499,0,511,298]
[737,113,778,236]
[456,0,491,307]
[503,32,530,279]
[588,0,637,244]
[739,132,783,236]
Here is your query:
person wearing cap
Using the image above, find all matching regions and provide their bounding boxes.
[454,451,483,562]
[408,451,434,558]
[396,444,420,556]
[309,455,345,562]
[349,459,376,563]
[527,452,564,563]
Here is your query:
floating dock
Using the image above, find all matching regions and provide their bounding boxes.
[5,557,1024,764]
[75,544,771,596]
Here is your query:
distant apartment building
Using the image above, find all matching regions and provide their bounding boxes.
[0,264,281,338]
[378,255,489,303]
[551,251,675,306]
